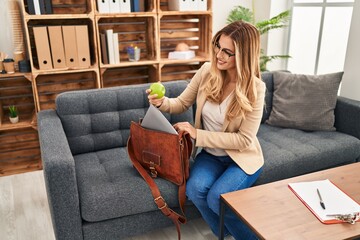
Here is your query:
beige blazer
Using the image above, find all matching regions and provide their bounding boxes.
[159,63,266,174]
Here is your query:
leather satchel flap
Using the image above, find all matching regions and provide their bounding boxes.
[142,150,161,166]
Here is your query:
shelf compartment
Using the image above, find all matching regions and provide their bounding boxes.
[22,0,94,15]
[101,65,158,88]
[26,18,98,72]
[0,128,41,176]
[34,70,99,110]
[159,14,211,60]
[96,16,158,66]
[0,75,36,130]
[160,62,205,82]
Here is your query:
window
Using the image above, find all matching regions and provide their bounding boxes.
[287,0,354,74]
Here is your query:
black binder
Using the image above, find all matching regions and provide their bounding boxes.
[44,0,53,14]
[27,0,35,14]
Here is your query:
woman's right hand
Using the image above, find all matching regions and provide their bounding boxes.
[146,89,165,108]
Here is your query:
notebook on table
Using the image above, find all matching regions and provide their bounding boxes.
[288,179,360,224]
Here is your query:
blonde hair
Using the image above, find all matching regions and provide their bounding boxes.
[204,21,261,120]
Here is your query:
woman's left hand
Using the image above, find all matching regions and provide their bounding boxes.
[173,122,197,139]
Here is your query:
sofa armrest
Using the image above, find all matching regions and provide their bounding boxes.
[334,96,360,140]
[37,110,83,240]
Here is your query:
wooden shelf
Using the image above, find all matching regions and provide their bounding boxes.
[96,15,158,66]
[100,60,159,68]
[0,127,41,177]
[0,74,36,130]
[25,18,98,72]
[159,14,212,60]
[96,2,212,84]
[160,56,209,65]
[31,66,98,76]
[23,13,94,20]
[101,65,158,88]
[160,62,205,82]
[1,0,212,176]
[0,115,35,131]
[33,70,100,111]
[0,72,32,81]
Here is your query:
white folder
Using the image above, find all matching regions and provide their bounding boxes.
[97,0,110,13]
[113,32,120,64]
[119,0,131,13]
[33,0,41,15]
[109,0,121,13]
[188,0,197,11]
[106,29,115,64]
[197,0,207,11]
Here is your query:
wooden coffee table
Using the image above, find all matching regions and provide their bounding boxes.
[219,162,360,240]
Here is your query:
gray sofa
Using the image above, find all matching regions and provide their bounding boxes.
[37,73,360,240]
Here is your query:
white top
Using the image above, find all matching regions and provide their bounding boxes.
[201,92,233,156]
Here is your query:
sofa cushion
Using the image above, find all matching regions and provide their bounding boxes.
[255,124,360,185]
[266,71,343,131]
[56,81,193,155]
[260,71,274,123]
[74,147,193,222]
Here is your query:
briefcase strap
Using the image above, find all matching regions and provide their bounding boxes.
[127,136,187,240]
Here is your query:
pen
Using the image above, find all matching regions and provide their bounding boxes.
[317,188,326,210]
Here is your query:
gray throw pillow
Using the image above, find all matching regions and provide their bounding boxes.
[266,71,343,131]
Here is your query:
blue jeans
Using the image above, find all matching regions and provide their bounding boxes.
[186,150,262,240]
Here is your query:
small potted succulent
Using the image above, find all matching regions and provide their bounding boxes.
[9,105,19,123]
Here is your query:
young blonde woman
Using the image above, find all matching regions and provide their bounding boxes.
[147,21,265,239]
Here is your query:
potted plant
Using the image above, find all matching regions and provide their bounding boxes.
[227,5,291,71]
[9,105,19,123]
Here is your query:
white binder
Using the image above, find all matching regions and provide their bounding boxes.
[97,0,110,13]
[106,29,115,64]
[119,0,131,13]
[109,0,121,13]
[33,0,41,15]
[113,32,120,64]
[188,0,197,11]
[197,0,207,11]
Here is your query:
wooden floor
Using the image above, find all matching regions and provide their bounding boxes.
[0,170,219,240]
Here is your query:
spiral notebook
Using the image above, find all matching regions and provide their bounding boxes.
[288,179,360,224]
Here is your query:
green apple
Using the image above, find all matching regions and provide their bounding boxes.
[150,82,166,99]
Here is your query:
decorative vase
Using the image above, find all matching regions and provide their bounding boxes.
[9,116,19,124]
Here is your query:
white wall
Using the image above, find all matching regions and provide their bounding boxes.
[212,0,252,34]
[0,1,14,58]
[340,0,360,101]
[266,0,290,71]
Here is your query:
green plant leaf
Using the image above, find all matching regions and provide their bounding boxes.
[256,10,291,35]
[9,105,18,118]
[226,6,254,24]
[227,5,291,71]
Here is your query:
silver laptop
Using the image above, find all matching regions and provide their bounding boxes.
[141,104,178,135]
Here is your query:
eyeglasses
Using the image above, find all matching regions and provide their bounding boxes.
[213,42,235,61]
